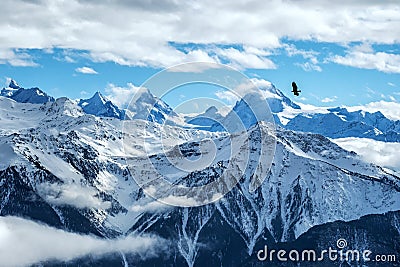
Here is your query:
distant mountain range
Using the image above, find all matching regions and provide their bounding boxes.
[286,107,400,142]
[1,80,178,124]
[184,81,400,142]
[3,79,400,143]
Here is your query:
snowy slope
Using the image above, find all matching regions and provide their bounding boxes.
[131,123,399,251]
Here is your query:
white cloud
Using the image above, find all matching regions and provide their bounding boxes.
[239,78,278,98]
[321,96,338,103]
[328,48,400,73]
[346,100,400,120]
[2,1,398,69]
[295,62,322,72]
[156,193,223,207]
[105,82,141,108]
[214,90,238,104]
[37,183,111,210]
[4,77,12,87]
[214,47,276,70]
[80,90,89,96]
[333,137,400,170]
[388,82,396,87]
[75,66,98,74]
[248,78,274,88]
[131,201,171,213]
[214,78,277,104]
[0,216,164,267]
[0,48,38,67]
[284,44,322,72]
[166,61,222,73]
[159,195,200,207]
[284,44,319,59]
[185,49,220,64]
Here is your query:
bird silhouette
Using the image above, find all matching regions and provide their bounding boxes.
[291,82,301,96]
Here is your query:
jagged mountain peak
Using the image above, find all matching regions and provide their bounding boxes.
[125,87,177,124]
[78,92,124,119]
[130,87,155,103]
[246,79,300,112]
[92,91,108,104]
[81,91,108,106]
[188,80,301,131]
[8,79,20,89]
[1,81,55,104]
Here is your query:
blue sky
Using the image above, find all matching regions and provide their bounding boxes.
[1,1,400,113]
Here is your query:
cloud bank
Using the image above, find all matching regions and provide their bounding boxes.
[105,82,141,108]
[37,183,111,210]
[0,216,165,267]
[329,48,400,74]
[333,137,400,170]
[0,0,399,70]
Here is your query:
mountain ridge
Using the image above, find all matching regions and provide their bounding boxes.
[4,79,400,143]
[78,91,125,119]
[0,95,399,265]
[1,80,55,104]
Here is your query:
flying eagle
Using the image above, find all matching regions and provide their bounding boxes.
[291,82,301,96]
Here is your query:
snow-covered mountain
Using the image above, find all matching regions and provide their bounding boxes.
[124,87,179,124]
[1,90,399,266]
[286,106,400,142]
[209,82,300,132]
[0,79,180,124]
[78,92,125,119]
[1,80,55,104]
[186,106,224,130]
[187,82,300,132]
[185,80,400,143]
[0,79,21,97]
